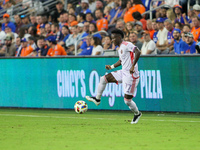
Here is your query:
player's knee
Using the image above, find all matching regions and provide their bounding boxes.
[124,98,132,106]
[100,76,107,84]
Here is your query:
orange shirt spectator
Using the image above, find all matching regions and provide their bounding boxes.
[96,18,108,31]
[149,29,155,40]
[124,4,146,23]
[191,27,200,42]
[47,44,67,56]
[20,38,34,57]
[140,18,147,30]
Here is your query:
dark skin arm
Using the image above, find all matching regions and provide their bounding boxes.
[130,47,141,74]
[105,60,121,70]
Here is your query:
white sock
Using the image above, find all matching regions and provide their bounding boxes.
[124,99,139,115]
[96,76,107,100]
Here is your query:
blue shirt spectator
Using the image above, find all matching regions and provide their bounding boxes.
[78,46,93,55]
[2,14,16,32]
[109,7,123,23]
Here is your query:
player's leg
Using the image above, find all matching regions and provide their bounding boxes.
[86,71,121,106]
[123,77,142,124]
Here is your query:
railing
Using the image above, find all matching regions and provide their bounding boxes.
[74,30,109,56]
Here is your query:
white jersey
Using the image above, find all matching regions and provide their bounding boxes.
[118,41,139,78]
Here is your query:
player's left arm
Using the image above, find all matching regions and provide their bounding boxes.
[130,47,141,74]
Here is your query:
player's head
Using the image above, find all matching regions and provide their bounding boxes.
[111,29,124,46]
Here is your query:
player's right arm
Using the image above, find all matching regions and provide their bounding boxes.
[105,60,121,70]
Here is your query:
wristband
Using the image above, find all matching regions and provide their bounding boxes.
[111,64,115,69]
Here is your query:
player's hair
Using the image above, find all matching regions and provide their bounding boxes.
[111,29,125,39]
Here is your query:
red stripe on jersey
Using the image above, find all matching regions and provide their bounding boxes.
[130,51,134,64]
[130,78,136,93]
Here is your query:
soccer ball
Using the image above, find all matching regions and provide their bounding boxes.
[74,100,88,114]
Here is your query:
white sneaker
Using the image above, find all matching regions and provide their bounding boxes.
[131,112,142,124]
[85,96,101,106]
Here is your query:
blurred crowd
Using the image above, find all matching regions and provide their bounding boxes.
[0,0,200,57]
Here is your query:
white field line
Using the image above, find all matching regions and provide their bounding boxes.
[0,114,200,123]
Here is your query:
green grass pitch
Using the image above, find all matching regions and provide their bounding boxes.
[0,108,199,150]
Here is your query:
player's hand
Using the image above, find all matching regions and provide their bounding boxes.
[130,67,135,74]
[105,65,112,70]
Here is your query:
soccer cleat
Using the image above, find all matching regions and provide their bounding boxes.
[131,112,142,124]
[85,96,101,106]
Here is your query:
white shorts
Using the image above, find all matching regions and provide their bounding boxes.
[111,70,139,96]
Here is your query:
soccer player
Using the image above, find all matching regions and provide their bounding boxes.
[86,29,142,124]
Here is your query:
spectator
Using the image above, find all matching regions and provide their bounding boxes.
[164,19,174,53]
[5,0,17,16]
[63,12,69,23]
[68,13,78,27]
[173,5,190,25]
[14,15,23,34]
[20,38,34,57]
[29,14,37,27]
[45,23,54,37]
[109,0,123,24]
[173,28,187,54]
[146,19,155,40]
[115,19,125,32]
[152,19,158,43]
[46,36,67,56]
[103,35,112,50]
[123,0,145,23]
[156,17,169,54]
[166,9,176,24]
[134,21,144,39]
[77,0,92,15]
[0,35,16,56]
[36,14,43,35]
[125,22,134,36]
[65,25,81,55]
[15,36,22,57]
[104,6,112,23]
[132,11,147,30]
[182,24,191,41]
[193,4,200,18]
[51,23,63,42]
[58,25,70,46]
[86,13,96,24]
[36,36,50,57]
[191,16,200,42]
[5,25,18,43]
[78,23,84,35]
[53,1,67,22]
[2,13,16,32]
[174,21,182,30]
[89,23,101,39]
[93,0,104,20]
[67,2,73,12]
[78,36,93,55]
[129,31,143,49]
[160,6,168,21]
[28,36,37,50]
[0,23,6,46]
[77,13,86,24]
[184,32,196,54]
[39,24,46,37]
[58,13,66,30]
[21,15,30,28]
[28,26,39,40]
[91,36,103,55]
[141,30,156,55]
[95,9,108,31]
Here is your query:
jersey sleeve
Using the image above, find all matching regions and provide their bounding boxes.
[127,42,136,52]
